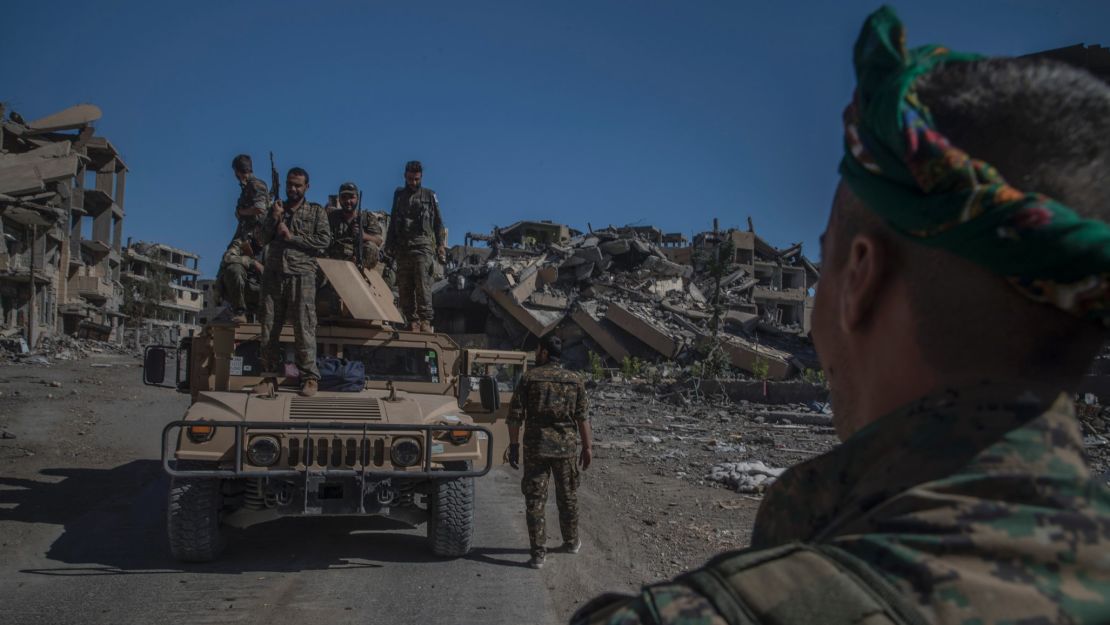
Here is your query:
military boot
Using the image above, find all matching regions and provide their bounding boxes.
[527,553,545,569]
[409,321,420,332]
[419,320,434,333]
[561,538,582,554]
[300,379,318,397]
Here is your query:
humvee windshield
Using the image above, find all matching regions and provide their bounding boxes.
[344,345,441,383]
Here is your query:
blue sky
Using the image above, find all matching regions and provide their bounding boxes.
[3,0,1107,276]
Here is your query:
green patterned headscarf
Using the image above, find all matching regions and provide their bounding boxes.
[839,6,1110,325]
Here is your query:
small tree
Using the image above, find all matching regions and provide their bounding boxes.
[751,356,771,381]
[587,351,604,381]
[121,263,173,347]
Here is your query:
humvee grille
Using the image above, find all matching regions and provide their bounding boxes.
[287,436,387,468]
[289,397,383,420]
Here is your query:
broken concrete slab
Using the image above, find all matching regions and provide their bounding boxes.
[719,336,794,380]
[485,285,563,336]
[571,307,631,363]
[606,302,681,358]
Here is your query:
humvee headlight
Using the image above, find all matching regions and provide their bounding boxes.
[186,423,216,443]
[247,436,281,467]
[390,439,422,467]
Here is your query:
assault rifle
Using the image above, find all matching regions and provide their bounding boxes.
[354,190,364,268]
[269,151,280,204]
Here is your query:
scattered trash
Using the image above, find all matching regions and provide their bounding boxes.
[706,461,785,494]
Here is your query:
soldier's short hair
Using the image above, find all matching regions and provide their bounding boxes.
[287,167,310,185]
[231,154,253,174]
[541,335,562,359]
[831,57,1110,383]
[405,160,423,173]
[339,181,359,196]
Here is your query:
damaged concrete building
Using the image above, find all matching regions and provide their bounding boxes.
[121,240,203,339]
[436,219,819,380]
[0,103,128,343]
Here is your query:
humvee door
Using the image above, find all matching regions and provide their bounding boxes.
[461,349,530,465]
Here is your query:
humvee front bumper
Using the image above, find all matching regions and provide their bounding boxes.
[161,420,493,479]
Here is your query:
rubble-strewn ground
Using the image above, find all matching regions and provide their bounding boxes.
[3,347,1108,624]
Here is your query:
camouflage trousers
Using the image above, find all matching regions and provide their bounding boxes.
[522,454,580,558]
[396,250,435,324]
[217,263,260,313]
[259,271,319,380]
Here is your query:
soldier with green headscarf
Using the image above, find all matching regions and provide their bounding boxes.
[572,6,1110,624]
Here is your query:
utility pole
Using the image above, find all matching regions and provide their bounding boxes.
[27,225,36,349]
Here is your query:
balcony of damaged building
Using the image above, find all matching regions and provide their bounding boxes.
[1,103,128,346]
[434,218,824,391]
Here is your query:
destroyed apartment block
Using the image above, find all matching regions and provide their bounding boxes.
[436,217,819,379]
[1,103,130,344]
[121,240,203,340]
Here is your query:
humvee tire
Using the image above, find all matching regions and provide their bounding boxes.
[168,462,225,562]
[427,461,474,557]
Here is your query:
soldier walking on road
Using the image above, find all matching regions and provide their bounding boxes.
[231,154,271,241]
[258,167,331,397]
[385,160,445,332]
[326,182,383,268]
[507,336,593,570]
[573,7,1110,625]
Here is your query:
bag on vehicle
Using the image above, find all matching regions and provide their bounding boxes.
[316,357,365,392]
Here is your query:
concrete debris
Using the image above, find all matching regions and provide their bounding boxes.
[707,461,785,494]
[439,218,819,379]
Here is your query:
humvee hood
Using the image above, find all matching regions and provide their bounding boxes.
[206,390,473,424]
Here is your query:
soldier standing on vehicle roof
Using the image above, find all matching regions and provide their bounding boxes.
[507,335,593,570]
[572,7,1110,625]
[216,232,263,323]
[258,167,330,397]
[385,160,445,333]
[326,181,383,269]
[230,154,271,241]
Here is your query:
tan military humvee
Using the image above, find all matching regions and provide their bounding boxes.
[143,259,526,562]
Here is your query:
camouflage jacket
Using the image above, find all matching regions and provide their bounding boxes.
[507,360,589,458]
[326,210,382,260]
[236,174,271,219]
[572,383,1110,625]
[220,238,256,270]
[259,201,331,276]
[385,186,445,256]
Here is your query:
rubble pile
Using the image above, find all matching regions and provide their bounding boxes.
[438,220,820,378]
[0,331,135,366]
[587,382,837,493]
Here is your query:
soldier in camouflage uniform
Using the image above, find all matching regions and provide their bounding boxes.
[318,181,384,317]
[573,8,1110,625]
[384,160,445,332]
[231,154,271,242]
[258,167,331,397]
[216,234,262,322]
[326,181,383,268]
[507,336,593,570]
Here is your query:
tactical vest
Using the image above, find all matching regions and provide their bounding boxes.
[645,543,928,625]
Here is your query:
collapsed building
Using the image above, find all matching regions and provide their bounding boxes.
[121,240,203,340]
[435,219,819,380]
[0,103,128,343]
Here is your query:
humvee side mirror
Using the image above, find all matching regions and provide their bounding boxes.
[457,376,472,409]
[479,376,500,411]
[143,346,167,385]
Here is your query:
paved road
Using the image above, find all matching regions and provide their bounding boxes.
[0,355,562,625]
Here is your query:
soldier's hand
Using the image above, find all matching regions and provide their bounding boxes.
[253,261,264,274]
[579,445,592,470]
[277,222,292,240]
[508,443,520,469]
[437,245,447,264]
[272,199,284,219]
